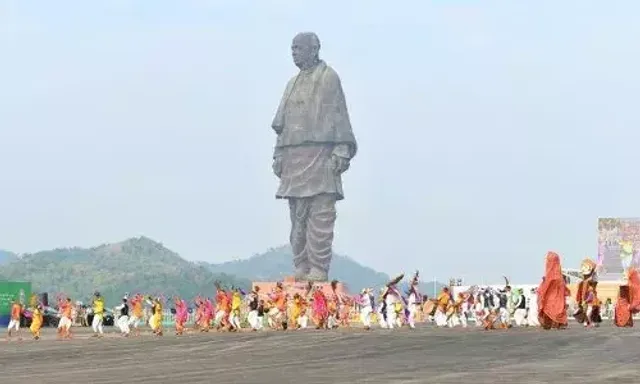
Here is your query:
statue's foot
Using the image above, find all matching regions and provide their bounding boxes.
[306,267,328,282]
[294,265,309,281]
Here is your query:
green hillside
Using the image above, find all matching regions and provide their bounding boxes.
[0,237,250,305]
[209,246,445,294]
[0,239,445,305]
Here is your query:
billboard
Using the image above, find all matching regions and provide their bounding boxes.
[598,218,640,281]
[0,281,32,326]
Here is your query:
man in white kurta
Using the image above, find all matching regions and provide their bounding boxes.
[359,289,373,329]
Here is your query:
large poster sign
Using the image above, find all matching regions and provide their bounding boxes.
[0,281,31,315]
[598,218,640,280]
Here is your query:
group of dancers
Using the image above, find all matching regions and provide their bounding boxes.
[533,252,640,329]
[6,251,640,341]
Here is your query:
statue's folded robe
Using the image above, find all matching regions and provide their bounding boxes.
[271,60,357,200]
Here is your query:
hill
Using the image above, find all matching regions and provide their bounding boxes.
[209,246,445,295]
[0,250,18,265]
[0,237,250,305]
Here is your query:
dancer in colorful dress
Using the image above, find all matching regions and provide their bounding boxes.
[615,267,640,327]
[339,295,352,328]
[29,304,43,340]
[384,278,404,329]
[406,272,420,329]
[377,288,388,328]
[114,297,131,337]
[434,287,451,327]
[537,251,569,330]
[174,297,188,335]
[473,293,485,328]
[129,294,144,336]
[326,280,340,329]
[247,286,261,331]
[203,297,214,331]
[574,258,599,327]
[447,292,466,328]
[298,289,310,329]
[91,292,105,337]
[290,293,306,329]
[147,296,164,336]
[214,286,230,330]
[229,288,243,331]
[512,288,528,327]
[268,283,287,330]
[57,297,73,339]
[358,288,373,330]
[193,296,203,331]
[256,299,266,330]
[497,285,512,329]
[6,298,23,341]
[311,285,328,329]
[526,288,540,327]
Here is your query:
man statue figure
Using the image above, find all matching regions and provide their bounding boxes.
[271,32,357,282]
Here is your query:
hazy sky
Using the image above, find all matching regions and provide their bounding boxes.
[1,1,639,284]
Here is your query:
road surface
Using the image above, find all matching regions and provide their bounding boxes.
[1,324,639,384]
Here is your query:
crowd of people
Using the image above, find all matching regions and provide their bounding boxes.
[6,252,640,342]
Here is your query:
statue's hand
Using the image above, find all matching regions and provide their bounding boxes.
[331,155,350,175]
[272,156,283,178]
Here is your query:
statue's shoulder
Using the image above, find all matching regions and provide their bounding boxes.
[322,62,342,81]
[286,72,298,85]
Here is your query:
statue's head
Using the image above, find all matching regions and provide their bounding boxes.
[292,32,320,69]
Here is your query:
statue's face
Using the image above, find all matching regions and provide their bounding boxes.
[291,36,317,68]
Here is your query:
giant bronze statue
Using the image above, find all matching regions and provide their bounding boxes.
[271,32,357,282]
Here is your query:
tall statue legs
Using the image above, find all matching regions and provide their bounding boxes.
[288,194,337,281]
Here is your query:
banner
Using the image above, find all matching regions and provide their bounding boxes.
[598,218,640,280]
[0,281,31,314]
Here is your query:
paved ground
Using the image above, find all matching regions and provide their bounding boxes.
[1,324,640,384]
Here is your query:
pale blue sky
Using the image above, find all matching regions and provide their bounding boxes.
[1,1,638,284]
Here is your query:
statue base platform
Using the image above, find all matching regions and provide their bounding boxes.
[252,276,350,296]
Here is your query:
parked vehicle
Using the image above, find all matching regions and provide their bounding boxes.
[85,307,115,327]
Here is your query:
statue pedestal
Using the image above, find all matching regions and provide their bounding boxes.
[252,276,349,296]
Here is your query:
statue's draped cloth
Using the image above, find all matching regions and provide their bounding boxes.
[272,60,357,200]
[272,60,357,274]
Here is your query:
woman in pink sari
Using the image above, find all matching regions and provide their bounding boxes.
[174,297,188,335]
[202,298,214,331]
[312,287,328,329]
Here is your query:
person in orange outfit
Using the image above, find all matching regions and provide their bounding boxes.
[7,299,23,341]
[57,297,74,339]
[537,251,569,329]
[128,294,144,336]
[615,267,640,327]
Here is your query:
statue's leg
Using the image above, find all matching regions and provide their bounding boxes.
[305,194,337,281]
[289,198,310,279]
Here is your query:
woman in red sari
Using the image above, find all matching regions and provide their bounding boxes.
[537,252,569,329]
[614,268,640,327]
